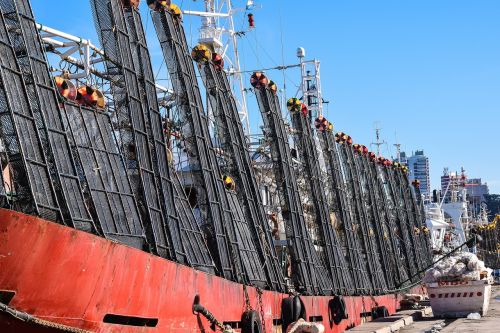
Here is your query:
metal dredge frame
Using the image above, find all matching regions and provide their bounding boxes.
[317,130,373,294]
[64,102,147,248]
[151,5,271,286]
[253,83,332,295]
[198,56,285,291]
[336,142,385,293]
[91,0,215,270]
[363,155,404,288]
[0,2,62,222]
[349,148,388,293]
[291,111,352,295]
[0,0,102,231]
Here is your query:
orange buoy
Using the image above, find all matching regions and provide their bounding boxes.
[248,13,255,28]
[166,147,173,164]
[76,86,105,109]
[223,175,236,191]
[286,98,301,113]
[268,80,278,94]
[54,76,77,100]
[314,115,328,132]
[345,135,353,145]
[212,53,224,70]
[94,89,106,109]
[191,44,211,63]
[300,103,308,117]
[123,0,141,9]
[169,3,182,20]
[250,72,268,89]
[147,0,170,11]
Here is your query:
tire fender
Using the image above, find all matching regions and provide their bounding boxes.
[328,296,348,327]
[281,296,306,332]
[242,310,262,333]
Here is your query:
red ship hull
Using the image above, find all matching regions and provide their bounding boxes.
[0,209,423,332]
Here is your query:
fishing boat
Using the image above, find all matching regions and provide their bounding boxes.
[0,1,431,332]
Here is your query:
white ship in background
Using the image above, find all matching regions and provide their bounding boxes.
[424,168,492,253]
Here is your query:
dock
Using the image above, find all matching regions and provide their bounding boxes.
[348,285,500,333]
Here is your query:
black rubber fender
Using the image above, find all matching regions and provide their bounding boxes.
[328,296,348,327]
[241,310,262,333]
[281,296,306,332]
[371,306,389,320]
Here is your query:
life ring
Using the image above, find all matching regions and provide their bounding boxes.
[241,310,262,333]
[250,72,268,89]
[281,296,306,333]
[328,296,348,327]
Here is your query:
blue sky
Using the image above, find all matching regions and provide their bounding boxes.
[31,1,500,193]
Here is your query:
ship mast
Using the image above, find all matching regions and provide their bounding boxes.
[371,124,386,157]
[297,47,323,120]
[394,142,402,162]
[185,0,250,133]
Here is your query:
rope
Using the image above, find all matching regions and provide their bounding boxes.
[0,302,93,333]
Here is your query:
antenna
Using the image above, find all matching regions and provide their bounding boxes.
[370,123,386,156]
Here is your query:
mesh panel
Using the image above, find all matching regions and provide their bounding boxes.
[0,5,60,220]
[291,112,354,295]
[318,132,378,293]
[0,0,97,230]
[347,147,389,292]
[150,7,279,284]
[252,85,331,295]
[64,102,146,248]
[91,0,214,270]
[199,61,285,291]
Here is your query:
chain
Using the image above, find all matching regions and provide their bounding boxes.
[257,287,266,333]
[243,284,252,311]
